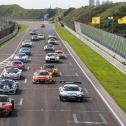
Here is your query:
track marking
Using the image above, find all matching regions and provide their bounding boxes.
[69,62,72,65]
[24,78,27,84]
[60,72,63,76]
[27,66,30,70]
[56,31,125,126]
[16,98,23,106]
[73,114,79,123]
[22,109,106,113]
[19,98,23,106]
[84,88,88,94]
[99,113,108,124]
[67,113,108,125]
[75,73,79,76]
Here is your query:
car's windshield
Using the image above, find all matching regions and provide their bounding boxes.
[47,44,53,47]
[13,61,22,64]
[0,96,9,102]
[0,79,14,85]
[6,68,19,73]
[36,71,49,75]
[17,53,26,57]
[48,53,57,57]
[64,86,80,91]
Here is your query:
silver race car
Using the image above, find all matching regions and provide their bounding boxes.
[59,82,87,102]
[45,53,60,63]
[14,53,29,62]
[21,39,33,47]
[0,79,18,94]
[2,67,23,80]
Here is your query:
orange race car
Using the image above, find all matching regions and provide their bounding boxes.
[32,69,54,84]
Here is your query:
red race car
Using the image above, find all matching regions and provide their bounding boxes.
[55,50,66,59]
[7,60,25,69]
[0,95,14,116]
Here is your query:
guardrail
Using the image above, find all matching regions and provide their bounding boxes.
[0,24,19,45]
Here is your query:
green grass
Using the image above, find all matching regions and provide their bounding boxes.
[0,24,28,48]
[56,24,126,112]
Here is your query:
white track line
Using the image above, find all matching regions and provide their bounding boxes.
[99,113,108,124]
[73,114,79,124]
[24,78,28,84]
[16,98,23,106]
[56,31,125,126]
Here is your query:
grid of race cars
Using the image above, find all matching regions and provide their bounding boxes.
[0,24,88,117]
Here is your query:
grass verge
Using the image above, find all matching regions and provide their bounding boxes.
[56,24,126,112]
[0,24,28,48]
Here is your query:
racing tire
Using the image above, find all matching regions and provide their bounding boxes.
[59,96,63,101]
[11,100,14,110]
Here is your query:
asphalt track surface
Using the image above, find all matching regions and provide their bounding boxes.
[0,21,121,126]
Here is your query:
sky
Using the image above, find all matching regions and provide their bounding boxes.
[0,0,126,9]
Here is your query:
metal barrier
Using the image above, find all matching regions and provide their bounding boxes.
[0,24,19,45]
[79,23,126,58]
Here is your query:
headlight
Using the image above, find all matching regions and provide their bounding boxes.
[78,93,83,97]
[60,92,67,96]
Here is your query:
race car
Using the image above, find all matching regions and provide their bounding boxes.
[19,47,32,56]
[59,82,87,102]
[21,39,32,47]
[55,50,67,59]
[48,39,58,45]
[0,79,18,94]
[14,53,29,62]
[41,24,45,28]
[45,53,60,63]
[48,35,57,40]
[43,64,59,76]
[37,34,45,40]
[2,67,23,80]
[31,35,40,41]
[0,95,14,116]
[29,30,38,35]
[44,44,55,52]
[32,69,54,84]
[7,60,25,70]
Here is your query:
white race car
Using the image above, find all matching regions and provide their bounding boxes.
[37,34,45,40]
[59,83,87,102]
[14,53,29,62]
[48,35,57,40]
[21,39,32,47]
[48,39,58,45]
[2,67,23,80]
[0,79,19,94]
[45,53,60,63]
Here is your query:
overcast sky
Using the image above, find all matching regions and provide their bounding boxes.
[0,0,126,9]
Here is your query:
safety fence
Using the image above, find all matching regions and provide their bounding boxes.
[79,23,126,58]
[0,24,19,45]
